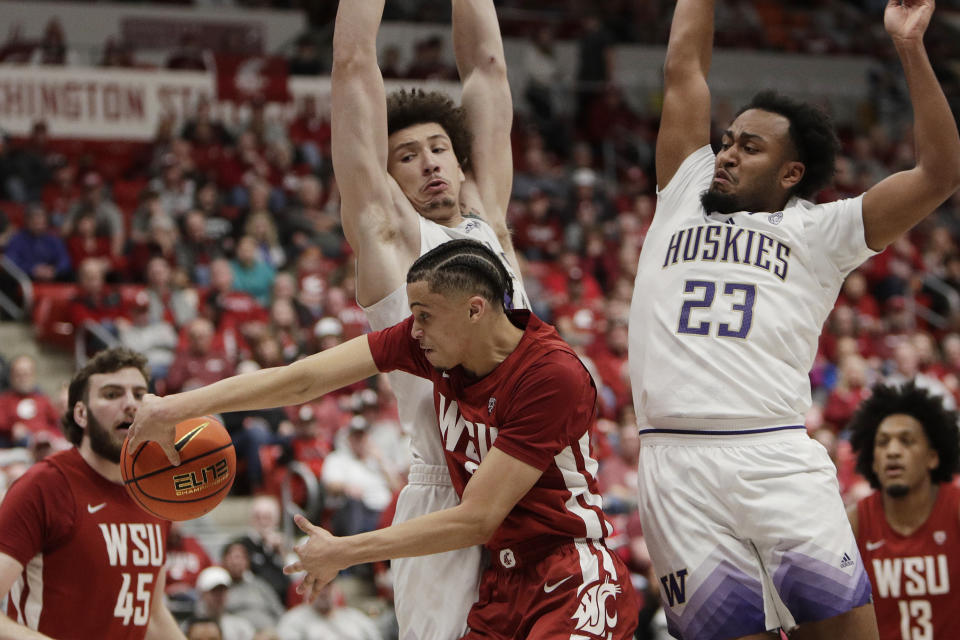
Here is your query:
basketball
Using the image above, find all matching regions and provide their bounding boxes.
[121,416,236,521]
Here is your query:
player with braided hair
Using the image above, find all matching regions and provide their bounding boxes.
[131,240,637,639]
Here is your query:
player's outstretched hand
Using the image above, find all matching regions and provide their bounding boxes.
[127,393,181,466]
[284,515,344,600]
[884,0,934,43]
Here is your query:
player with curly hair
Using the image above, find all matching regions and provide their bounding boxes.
[847,381,960,640]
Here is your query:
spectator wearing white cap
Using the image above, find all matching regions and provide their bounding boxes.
[313,316,343,352]
[194,566,256,640]
[321,415,402,538]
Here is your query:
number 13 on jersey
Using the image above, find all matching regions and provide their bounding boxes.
[677,280,757,339]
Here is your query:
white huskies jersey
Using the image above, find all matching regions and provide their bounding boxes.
[363,215,530,466]
[629,145,876,433]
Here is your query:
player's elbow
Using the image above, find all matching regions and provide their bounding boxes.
[476,51,508,79]
[946,161,960,193]
[459,503,503,545]
[331,45,376,75]
[663,57,700,89]
[459,47,507,82]
[920,161,960,202]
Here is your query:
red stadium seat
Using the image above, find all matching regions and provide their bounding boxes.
[0,201,26,229]
[31,282,80,350]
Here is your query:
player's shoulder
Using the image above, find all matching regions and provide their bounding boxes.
[788,193,864,221]
[657,145,715,198]
[938,481,960,509]
[519,340,592,391]
[13,450,74,486]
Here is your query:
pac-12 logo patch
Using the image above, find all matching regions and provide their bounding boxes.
[488,397,496,414]
[934,530,947,545]
[768,211,783,225]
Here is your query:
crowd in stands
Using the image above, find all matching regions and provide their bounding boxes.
[1,2,960,639]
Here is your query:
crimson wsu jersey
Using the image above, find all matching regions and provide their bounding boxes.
[0,448,170,639]
[368,310,612,549]
[856,483,960,640]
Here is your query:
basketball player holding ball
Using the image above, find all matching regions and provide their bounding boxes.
[0,347,186,639]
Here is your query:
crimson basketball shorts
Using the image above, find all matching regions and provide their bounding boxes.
[392,464,481,640]
[463,536,638,640]
[636,429,872,640]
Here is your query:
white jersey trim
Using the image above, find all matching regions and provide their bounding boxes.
[12,553,44,629]
[555,433,607,540]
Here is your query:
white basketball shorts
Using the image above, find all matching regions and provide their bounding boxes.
[636,428,871,640]
[392,464,482,640]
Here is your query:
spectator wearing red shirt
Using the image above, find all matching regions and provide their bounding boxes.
[596,413,640,516]
[588,319,631,413]
[822,354,873,432]
[837,270,881,330]
[166,318,235,393]
[201,259,268,341]
[287,95,331,172]
[322,286,368,340]
[552,266,606,343]
[0,355,62,447]
[68,258,128,354]
[41,159,82,225]
[513,190,562,260]
[285,404,333,481]
[165,520,213,616]
[65,209,125,278]
[540,251,603,308]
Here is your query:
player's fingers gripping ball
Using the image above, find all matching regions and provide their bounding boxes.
[121,416,236,521]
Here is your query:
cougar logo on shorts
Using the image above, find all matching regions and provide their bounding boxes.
[572,580,621,636]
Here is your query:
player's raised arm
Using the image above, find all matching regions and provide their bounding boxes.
[861,0,960,250]
[452,0,515,248]
[331,0,417,304]
[127,336,380,464]
[656,0,715,190]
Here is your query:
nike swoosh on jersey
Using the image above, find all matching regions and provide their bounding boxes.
[87,502,107,514]
[866,540,885,551]
[543,576,573,593]
[174,421,210,452]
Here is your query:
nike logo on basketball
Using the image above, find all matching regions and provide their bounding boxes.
[174,421,209,452]
[87,502,107,514]
[866,540,885,551]
[544,576,572,593]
